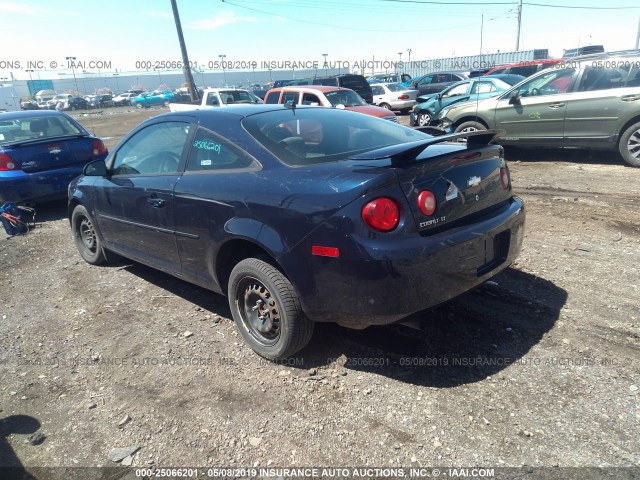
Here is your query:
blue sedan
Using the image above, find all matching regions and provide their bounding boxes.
[130,90,173,108]
[0,110,108,203]
[69,105,525,360]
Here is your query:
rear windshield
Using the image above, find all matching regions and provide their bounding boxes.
[385,83,406,92]
[0,115,85,145]
[243,108,429,167]
[219,90,260,104]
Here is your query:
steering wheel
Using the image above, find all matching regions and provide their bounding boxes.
[529,87,541,96]
[155,150,181,173]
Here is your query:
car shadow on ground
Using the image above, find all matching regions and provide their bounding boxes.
[121,260,566,388]
[302,267,567,387]
[27,199,68,223]
[0,414,40,479]
[504,146,624,166]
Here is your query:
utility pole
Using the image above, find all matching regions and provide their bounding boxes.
[171,0,199,102]
[636,15,640,49]
[480,15,484,55]
[516,0,523,51]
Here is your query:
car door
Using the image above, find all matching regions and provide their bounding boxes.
[493,68,577,144]
[172,126,261,290]
[563,65,640,146]
[371,85,385,105]
[92,120,194,275]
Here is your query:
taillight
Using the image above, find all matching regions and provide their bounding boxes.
[92,139,107,157]
[0,151,17,171]
[398,94,409,100]
[361,197,399,232]
[500,167,510,190]
[417,190,436,216]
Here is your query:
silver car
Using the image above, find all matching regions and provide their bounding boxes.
[439,53,640,167]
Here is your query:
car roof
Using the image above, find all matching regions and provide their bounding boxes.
[270,85,349,93]
[0,110,70,120]
[153,104,317,122]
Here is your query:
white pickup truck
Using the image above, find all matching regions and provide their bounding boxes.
[169,88,263,112]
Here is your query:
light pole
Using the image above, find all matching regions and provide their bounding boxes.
[154,68,163,88]
[322,53,328,75]
[406,48,412,64]
[398,52,403,72]
[65,56,79,94]
[113,73,120,92]
[219,54,227,86]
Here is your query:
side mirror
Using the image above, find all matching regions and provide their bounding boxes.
[84,159,108,177]
[508,91,521,105]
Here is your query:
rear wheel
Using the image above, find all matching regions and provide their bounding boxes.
[72,205,107,265]
[228,258,313,360]
[379,103,391,110]
[619,121,640,167]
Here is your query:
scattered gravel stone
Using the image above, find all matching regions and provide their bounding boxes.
[28,432,46,446]
[183,331,194,338]
[108,446,141,463]
[118,414,131,426]
[87,402,97,409]
[248,437,262,447]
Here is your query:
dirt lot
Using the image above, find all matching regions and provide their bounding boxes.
[0,107,638,479]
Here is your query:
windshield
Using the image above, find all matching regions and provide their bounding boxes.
[0,115,85,145]
[220,90,258,104]
[243,108,429,166]
[324,90,366,107]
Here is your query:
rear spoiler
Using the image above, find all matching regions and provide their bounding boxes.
[349,129,505,166]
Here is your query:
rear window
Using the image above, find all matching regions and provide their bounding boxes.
[385,83,406,92]
[0,115,85,145]
[324,90,366,107]
[242,108,428,167]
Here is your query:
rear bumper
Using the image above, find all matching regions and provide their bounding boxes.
[284,197,525,326]
[0,166,84,203]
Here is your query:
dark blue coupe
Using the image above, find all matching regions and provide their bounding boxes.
[69,105,525,360]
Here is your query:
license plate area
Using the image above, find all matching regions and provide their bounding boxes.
[477,230,511,277]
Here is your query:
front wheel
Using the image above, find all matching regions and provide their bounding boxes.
[416,111,433,127]
[72,205,107,265]
[228,258,313,360]
[619,121,640,167]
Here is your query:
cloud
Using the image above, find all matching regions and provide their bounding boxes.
[185,11,257,30]
[0,2,37,15]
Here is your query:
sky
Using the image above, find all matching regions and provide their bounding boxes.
[1,0,640,81]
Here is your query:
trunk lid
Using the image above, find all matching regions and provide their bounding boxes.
[8,135,96,173]
[349,131,512,233]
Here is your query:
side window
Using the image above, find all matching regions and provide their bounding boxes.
[418,75,433,86]
[472,82,496,94]
[112,122,191,175]
[282,92,297,105]
[264,92,280,104]
[301,93,321,105]
[186,127,255,172]
[512,65,538,77]
[205,92,219,106]
[578,66,631,92]
[371,86,384,95]
[512,68,576,97]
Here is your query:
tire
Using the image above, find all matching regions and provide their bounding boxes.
[135,102,143,109]
[379,103,391,110]
[228,258,313,360]
[72,205,107,265]
[163,100,170,107]
[416,111,433,127]
[619,121,640,167]
[400,108,411,115]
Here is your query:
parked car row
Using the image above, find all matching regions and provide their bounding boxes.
[432,51,640,167]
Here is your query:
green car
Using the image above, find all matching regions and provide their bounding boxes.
[411,74,524,127]
[439,52,640,167]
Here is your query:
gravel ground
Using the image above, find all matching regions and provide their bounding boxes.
[0,107,638,480]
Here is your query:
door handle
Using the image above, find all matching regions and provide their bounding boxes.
[621,95,640,102]
[147,198,165,208]
[548,103,565,109]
